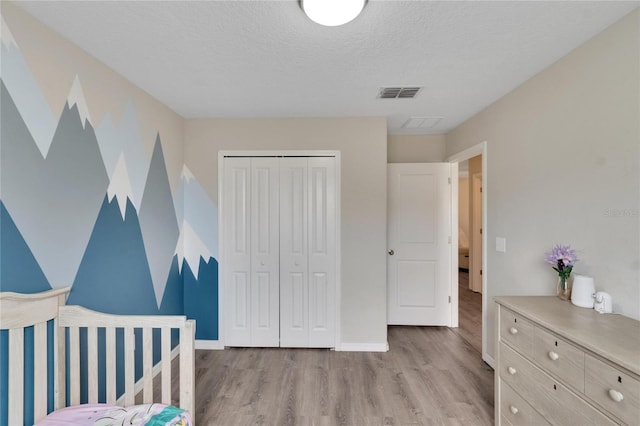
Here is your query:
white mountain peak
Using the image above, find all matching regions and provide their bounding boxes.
[1,16,17,49]
[67,75,92,128]
[175,220,212,278]
[107,154,135,219]
[181,165,195,182]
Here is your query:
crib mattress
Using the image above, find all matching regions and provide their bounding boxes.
[36,403,192,426]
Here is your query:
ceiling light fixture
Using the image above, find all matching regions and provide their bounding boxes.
[301,0,367,27]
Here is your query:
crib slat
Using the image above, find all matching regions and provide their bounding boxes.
[69,326,80,406]
[180,320,196,419]
[8,328,24,426]
[143,327,153,403]
[55,316,65,410]
[124,327,135,406]
[87,326,98,403]
[105,327,116,404]
[161,327,171,405]
[33,322,48,421]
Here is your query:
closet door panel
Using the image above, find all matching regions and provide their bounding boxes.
[308,158,336,347]
[250,158,280,347]
[280,158,309,347]
[223,158,252,346]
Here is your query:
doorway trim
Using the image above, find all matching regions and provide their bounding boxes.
[446,141,491,367]
[217,150,342,349]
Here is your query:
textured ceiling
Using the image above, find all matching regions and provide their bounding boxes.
[15,1,639,134]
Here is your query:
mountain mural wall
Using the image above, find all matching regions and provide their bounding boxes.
[0,10,220,423]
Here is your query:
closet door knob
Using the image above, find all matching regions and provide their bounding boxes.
[509,406,519,415]
[548,351,559,361]
[388,249,395,256]
[507,367,517,375]
[509,327,518,335]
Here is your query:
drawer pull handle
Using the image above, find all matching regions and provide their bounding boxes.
[548,351,559,361]
[509,405,519,415]
[507,366,517,375]
[608,389,624,402]
[509,327,518,335]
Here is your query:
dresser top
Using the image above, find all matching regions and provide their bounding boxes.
[495,296,640,376]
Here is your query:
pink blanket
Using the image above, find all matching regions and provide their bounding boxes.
[36,403,192,425]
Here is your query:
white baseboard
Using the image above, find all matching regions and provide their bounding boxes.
[483,352,495,369]
[195,340,225,350]
[338,342,389,352]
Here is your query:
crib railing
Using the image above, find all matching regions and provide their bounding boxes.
[0,288,195,425]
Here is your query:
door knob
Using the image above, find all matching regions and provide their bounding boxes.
[388,249,394,256]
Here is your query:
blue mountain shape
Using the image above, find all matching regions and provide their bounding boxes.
[0,201,52,425]
[0,201,52,293]
[159,255,184,315]
[183,256,218,340]
[68,195,158,315]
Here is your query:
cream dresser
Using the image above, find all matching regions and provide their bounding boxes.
[495,296,640,426]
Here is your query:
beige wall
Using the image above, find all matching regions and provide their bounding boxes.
[2,3,184,192]
[185,117,389,345]
[446,10,640,360]
[387,134,446,163]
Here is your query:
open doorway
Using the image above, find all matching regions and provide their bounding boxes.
[454,156,482,354]
[447,142,490,366]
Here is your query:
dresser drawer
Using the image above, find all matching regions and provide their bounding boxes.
[585,354,640,425]
[500,307,534,356]
[500,379,550,426]
[533,326,585,392]
[500,343,616,426]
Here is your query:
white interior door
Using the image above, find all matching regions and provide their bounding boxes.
[223,158,280,347]
[387,163,452,326]
[223,158,252,346]
[279,158,309,347]
[250,158,280,346]
[306,157,336,347]
[280,157,336,347]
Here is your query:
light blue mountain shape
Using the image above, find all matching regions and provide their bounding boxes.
[95,101,148,209]
[1,27,57,157]
[139,136,179,307]
[0,81,109,289]
[182,169,219,260]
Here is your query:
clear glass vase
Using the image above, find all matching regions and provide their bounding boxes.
[557,276,572,301]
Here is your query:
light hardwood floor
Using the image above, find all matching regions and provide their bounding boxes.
[452,271,483,354]
[193,284,493,426]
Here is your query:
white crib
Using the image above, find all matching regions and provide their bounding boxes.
[0,287,195,425]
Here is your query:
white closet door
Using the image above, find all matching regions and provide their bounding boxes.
[222,158,251,346]
[307,157,336,347]
[279,158,309,347]
[280,157,336,348]
[250,158,280,346]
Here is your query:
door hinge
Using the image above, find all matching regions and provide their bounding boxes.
[480,269,483,276]
[448,177,451,184]
[448,236,452,244]
[448,296,451,303]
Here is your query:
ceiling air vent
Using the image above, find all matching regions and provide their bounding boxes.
[401,116,443,129]
[377,87,422,99]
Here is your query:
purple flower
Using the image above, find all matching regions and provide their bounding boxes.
[545,244,578,279]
